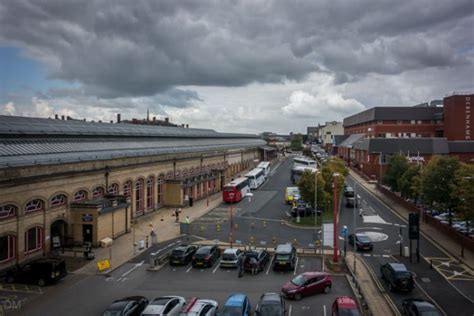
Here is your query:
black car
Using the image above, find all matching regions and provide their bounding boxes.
[244,249,270,272]
[192,245,220,268]
[290,201,314,218]
[344,186,355,197]
[169,244,197,266]
[345,197,357,208]
[273,244,297,271]
[348,233,373,251]
[5,257,67,286]
[380,263,414,292]
[102,296,149,316]
[402,298,441,316]
[255,292,286,316]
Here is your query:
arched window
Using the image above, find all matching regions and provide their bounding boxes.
[123,181,132,197]
[73,190,88,202]
[24,199,44,214]
[157,175,164,206]
[0,234,16,263]
[146,177,154,209]
[108,183,119,195]
[25,226,43,253]
[135,179,144,215]
[166,171,173,180]
[50,194,67,208]
[0,204,17,220]
[92,186,105,198]
[182,168,188,177]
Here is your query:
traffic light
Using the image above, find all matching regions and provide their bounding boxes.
[408,213,420,240]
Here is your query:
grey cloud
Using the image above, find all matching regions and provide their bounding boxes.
[0,0,472,99]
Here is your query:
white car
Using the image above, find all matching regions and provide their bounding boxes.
[180,298,218,316]
[141,296,186,316]
[220,248,243,268]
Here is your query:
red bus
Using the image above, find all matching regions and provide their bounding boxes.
[223,177,250,203]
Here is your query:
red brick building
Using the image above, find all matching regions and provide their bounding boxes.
[338,93,474,180]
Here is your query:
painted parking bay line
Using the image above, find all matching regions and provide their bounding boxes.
[0,283,42,294]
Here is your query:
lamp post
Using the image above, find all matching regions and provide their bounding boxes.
[333,172,341,263]
[229,192,235,248]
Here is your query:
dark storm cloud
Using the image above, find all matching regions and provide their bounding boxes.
[1,0,472,98]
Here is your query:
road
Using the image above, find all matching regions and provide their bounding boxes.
[339,176,474,316]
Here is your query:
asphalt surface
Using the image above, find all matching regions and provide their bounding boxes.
[340,175,474,316]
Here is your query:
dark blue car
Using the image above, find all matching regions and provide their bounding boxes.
[221,293,251,316]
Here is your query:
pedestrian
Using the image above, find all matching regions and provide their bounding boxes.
[238,254,245,278]
[174,208,180,222]
[250,256,258,275]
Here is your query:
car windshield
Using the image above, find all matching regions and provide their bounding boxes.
[276,254,290,261]
[357,235,370,243]
[338,308,360,316]
[260,305,282,315]
[196,247,210,255]
[222,253,236,260]
[171,249,184,255]
[221,306,242,316]
[396,271,412,278]
[291,274,307,286]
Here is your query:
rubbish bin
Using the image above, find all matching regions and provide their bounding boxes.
[189,197,193,207]
[138,240,145,250]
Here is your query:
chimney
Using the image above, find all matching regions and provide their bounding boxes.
[61,115,65,120]
[66,116,71,120]
[117,113,121,123]
[153,116,156,122]
[83,118,86,121]
[186,124,189,128]
[99,120,102,123]
[181,124,185,128]
[165,117,169,123]
[110,120,113,123]
[55,114,59,120]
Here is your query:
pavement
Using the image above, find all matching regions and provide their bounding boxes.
[349,169,474,273]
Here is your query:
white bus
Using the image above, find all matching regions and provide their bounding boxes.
[293,157,317,168]
[245,168,266,189]
[257,161,271,178]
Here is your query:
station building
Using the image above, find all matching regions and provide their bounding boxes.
[337,93,474,180]
[0,115,267,268]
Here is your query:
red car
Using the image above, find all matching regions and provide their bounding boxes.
[281,271,331,300]
[332,296,361,316]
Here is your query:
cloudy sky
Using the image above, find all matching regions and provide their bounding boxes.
[1,0,473,134]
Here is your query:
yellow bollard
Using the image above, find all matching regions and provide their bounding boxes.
[272,237,277,245]
[234,223,239,230]
[293,238,298,246]
[216,224,221,232]
[200,225,205,232]
[263,221,267,227]
[250,236,255,245]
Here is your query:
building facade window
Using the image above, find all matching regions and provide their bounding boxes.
[157,175,164,206]
[123,181,132,197]
[135,179,144,215]
[410,120,415,124]
[24,199,44,214]
[50,194,67,208]
[25,227,43,253]
[108,183,119,195]
[92,186,104,198]
[73,190,88,202]
[0,235,16,263]
[146,177,154,209]
[0,204,17,220]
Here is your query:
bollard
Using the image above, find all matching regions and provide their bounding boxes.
[430,259,433,269]
[216,224,221,232]
[263,221,267,227]
[145,236,149,248]
[272,237,277,245]
[234,223,239,230]
[293,238,297,246]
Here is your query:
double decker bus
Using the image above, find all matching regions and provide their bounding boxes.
[245,168,266,189]
[223,177,250,203]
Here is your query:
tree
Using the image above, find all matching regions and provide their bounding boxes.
[398,165,421,201]
[297,170,327,209]
[451,163,474,230]
[383,154,409,191]
[290,135,303,151]
[421,155,461,224]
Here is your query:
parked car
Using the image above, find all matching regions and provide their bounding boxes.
[344,186,355,197]
[331,296,361,316]
[220,248,243,268]
[345,197,357,208]
[141,296,185,316]
[243,249,270,272]
[192,245,221,268]
[102,296,149,316]
[380,263,414,292]
[273,244,297,271]
[181,298,218,316]
[221,293,251,316]
[170,244,197,266]
[402,298,441,316]
[255,292,285,316]
[5,257,67,286]
[348,233,373,251]
[281,272,332,300]
[290,201,314,218]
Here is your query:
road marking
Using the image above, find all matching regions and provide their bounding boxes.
[382,255,390,258]
[294,257,299,276]
[186,266,193,273]
[323,304,326,316]
[212,263,220,274]
[117,261,144,281]
[288,304,292,316]
[266,257,274,275]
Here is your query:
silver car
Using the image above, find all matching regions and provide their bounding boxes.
[220,248,243,268]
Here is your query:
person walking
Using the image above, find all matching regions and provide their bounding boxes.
[250,256,258,275]
[174,208,181,222]
[238,254,245,278]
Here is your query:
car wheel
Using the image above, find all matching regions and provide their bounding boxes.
[38,278,46,287]
[294,293,302,301]
[6,276,14,284]
[323,285,331,294]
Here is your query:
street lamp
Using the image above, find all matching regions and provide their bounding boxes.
[332,172,341,263]
[229,192,235,248]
